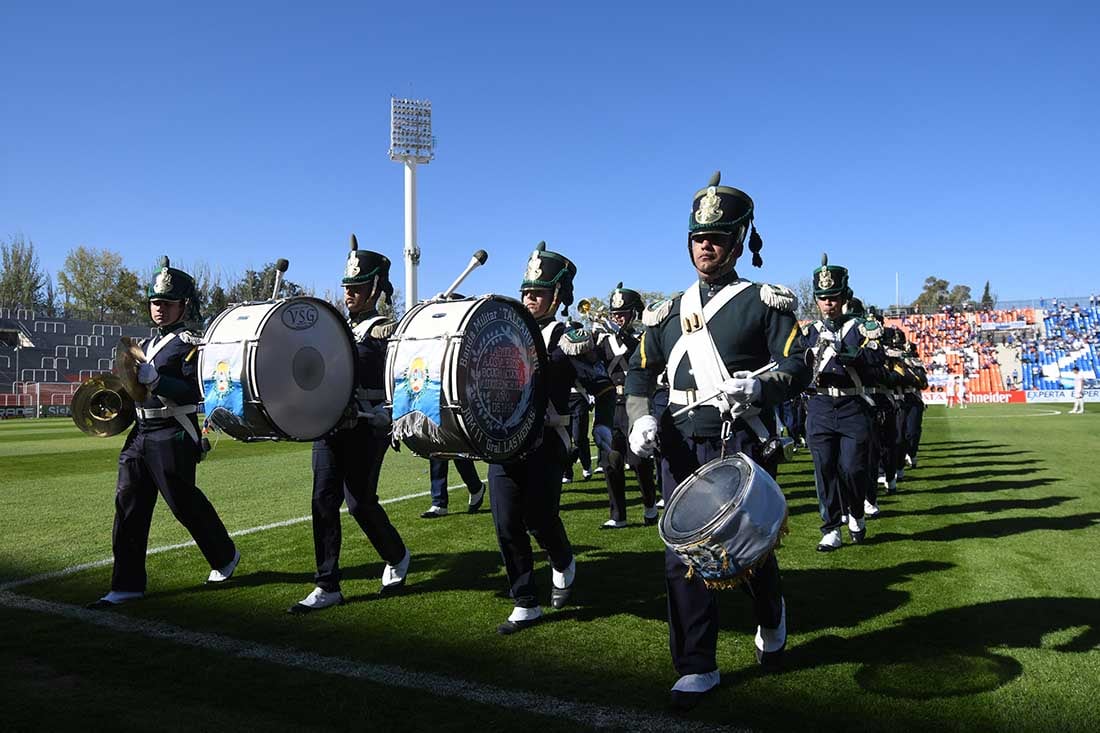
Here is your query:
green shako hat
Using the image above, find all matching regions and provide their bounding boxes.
[608,282,643,316]
[688,171,765,267]
[343,234,393,299]
[813,252,851,298]
[521,241,577,310]
[845,296,866,317]
[148,256,201,320]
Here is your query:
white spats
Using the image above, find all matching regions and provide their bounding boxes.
[864,500,880,517]
[382,549,411,588]
[817,529,842,552]
[508,605,543,623]
[671,670,720,694]
[101,590,144,605]
[292,586,344,612]
[552,558,576,590]
[755,599,787,653]
[601,519,627,530]
[207,550,241,584]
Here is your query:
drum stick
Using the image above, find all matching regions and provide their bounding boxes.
[671,361,778,418]
[441,250,488,299]
[271,259,289,300]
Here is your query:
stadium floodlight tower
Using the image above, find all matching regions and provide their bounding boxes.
[389,96,435,311]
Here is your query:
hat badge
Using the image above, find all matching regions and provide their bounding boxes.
[694,186,724,226]
[818,269,835,290]
[525,251,544,282]
[153,267,172,294]
[346,253,361,278]
[611,291,625,309]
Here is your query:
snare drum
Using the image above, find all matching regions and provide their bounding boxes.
[386,295,547,462]
[659,453,788,588]
[199,297,356,441]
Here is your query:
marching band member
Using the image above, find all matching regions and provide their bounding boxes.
[88,258,239,608]
[594,283,659,528]
[803,255,885,551]
[420,458,485,518]
[492,242,616,634]
[901,341,929,464]
[288,236,410,614]
[625,172,809,709]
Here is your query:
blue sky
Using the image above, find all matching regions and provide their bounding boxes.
[2,2,1098,311]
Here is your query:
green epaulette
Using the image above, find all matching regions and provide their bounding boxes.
[760,283,797,312]
[560,326,595,356]
[641,297,676,327]
[858,319,883,341]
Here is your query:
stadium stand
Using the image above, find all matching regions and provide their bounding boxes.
[0,308,148,416]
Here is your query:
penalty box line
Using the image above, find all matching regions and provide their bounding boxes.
[0,595,741,733]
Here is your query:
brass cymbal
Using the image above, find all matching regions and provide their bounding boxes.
[71,374,135,437]
[114,336,148,402]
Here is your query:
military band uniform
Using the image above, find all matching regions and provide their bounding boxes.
[564,386,593,481]
[492,242,616,633]
[900,343,929,465]
[625,173,808,708]
[91,258,238,607]
[803,256,885,550]
[291,238,408,613]
[597,284,658,527]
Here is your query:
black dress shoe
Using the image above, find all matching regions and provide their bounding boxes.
[378,579,406,597]
[496,618,540,635]
[669,689,709,712]
[550,585,573,609]
[644,514,659,527]
[85,599,119,610]
[467,486,486,514]
[850,530,866,544]
[755,642,786,671]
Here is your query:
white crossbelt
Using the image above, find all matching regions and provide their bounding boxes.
[140,332,201,445]
[136,404,198,419]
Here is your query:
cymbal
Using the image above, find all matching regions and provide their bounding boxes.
[114,336,148,402]
[71,374,135,437]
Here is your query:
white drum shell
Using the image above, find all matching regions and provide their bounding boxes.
[200,298,356,441]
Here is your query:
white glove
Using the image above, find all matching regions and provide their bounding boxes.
[592,424,613,453]
[628,415,658,458]
[137,362,160,388]
[721,370,761,404]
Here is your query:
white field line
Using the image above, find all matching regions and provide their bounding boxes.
[0,591,742,733]
[924,409,1063,419]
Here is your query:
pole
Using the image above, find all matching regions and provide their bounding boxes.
[895,272,899,310]
[404,159,419,311]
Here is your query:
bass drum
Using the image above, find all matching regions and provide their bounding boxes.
[659,453,788,589]
[386,295,547,462]
[199,297,356,441]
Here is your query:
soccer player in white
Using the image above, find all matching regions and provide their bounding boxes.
[1071,366,1086,414]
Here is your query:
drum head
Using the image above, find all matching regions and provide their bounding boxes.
[253,298,356,440]
[661,455,752,544]
[454,297,547,462]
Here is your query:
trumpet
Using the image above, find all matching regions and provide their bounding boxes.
[577,298,620,334]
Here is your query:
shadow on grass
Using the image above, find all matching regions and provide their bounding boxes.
[921,477,1059,495]
[911,465,1045,483]
[889,496,1077,518]
[871,511,1100,544]
[726,596,1100,699]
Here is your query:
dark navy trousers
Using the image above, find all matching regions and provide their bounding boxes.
[806,395,872,533]
[311,422,407,592]
[657,411,784,676]
[429,457,483,508]
[489,429,574,609]
[112,426,236,593]
[602,402,658,522]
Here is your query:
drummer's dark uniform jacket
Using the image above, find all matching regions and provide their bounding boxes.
[624,270,809,677]
[803,314,885,531]
[489,317,615,609]
[310,309,406,593]
[111,321,236,593]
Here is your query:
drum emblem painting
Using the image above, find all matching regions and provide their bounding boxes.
[202,345,246,428]
[393,352,443,425]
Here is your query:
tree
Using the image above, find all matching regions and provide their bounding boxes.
[57,246,145,323]
[792,277,817,322]
[911,276,951,312]
[980,280,996,309]
[0,234,47,309]
[227,263,308,304]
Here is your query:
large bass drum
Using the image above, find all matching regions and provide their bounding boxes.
[199,297,356,441]
[386,295,547,462]
[659,453,788,588]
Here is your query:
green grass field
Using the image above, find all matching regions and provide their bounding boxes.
[1,405,1098,732]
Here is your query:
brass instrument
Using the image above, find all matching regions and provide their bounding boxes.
[71,373,136,437]
[577,298,619,334]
